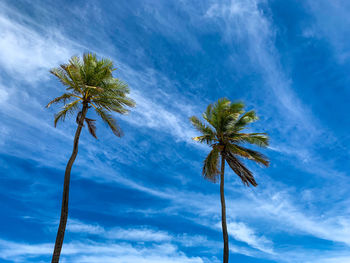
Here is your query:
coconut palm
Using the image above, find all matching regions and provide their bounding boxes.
[190,98,269,263]
[46,53,135,263]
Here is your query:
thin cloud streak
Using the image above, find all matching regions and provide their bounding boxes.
[0,239,205,263]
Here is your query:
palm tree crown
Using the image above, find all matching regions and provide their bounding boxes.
[190,98,269,186]
[47,53,135,137]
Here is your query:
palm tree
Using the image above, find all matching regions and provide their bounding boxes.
[190,98,269,263]
[46,53,135,263]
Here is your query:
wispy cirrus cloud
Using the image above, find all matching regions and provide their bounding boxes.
[226,221,274,254]
[67,219,172,242]
[304,0,350,63]
[0,8,78,83]
[0,239,205,263]
[1,220,210,262]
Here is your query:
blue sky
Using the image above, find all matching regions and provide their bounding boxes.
[1,0,350,262]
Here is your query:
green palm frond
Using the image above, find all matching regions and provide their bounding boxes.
[229,101,245,115]
[226,144,269,166]
[50,68,76,89]
[228,133,269,147]
[226,102,245,125]
[46,93,81,108]
[234,110,258,131]
[50,64,83,96]
[93,95,135,114]
[210,98,231,132]
[61,64,84,94]
[94,106,123,137]
[54,99,81,127]
[91,78,135,115]
[203,146,221,182]
[190,116,216,139]
[192,134,217,144]
[202,104,213,125]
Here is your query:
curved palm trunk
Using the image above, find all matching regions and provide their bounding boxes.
[220,153,229,263]
[51,103,88,263]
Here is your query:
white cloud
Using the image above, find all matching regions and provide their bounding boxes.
[0,239,204,263]
[304,0,350,63]
[67,219,105,235]
[67,219,172,242]
[0,12,77,83]
[225,222,274,254]
[125,89,197,143]
[254,191,350,246]
[107,228,171,242]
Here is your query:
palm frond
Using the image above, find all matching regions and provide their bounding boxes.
[60,64,84,95]
[202,103,213,125]
[50,68,75,88]
[227,102,245,124]
[190,116,216,139]
[46,93,80,108]
[54,99,81,127]
[85,117,97,139]
[234,110,259,131]
[94,106,123,137]
[61,56,86,95]
[224,152,258,187]
[192,134,217,144]
[229,101,245,114]
[93,96,135,114]
[91,78,135,114]
[203,146,221,182]
[211,98,231,132]
[228,132,269,147]
[226,144,269,166]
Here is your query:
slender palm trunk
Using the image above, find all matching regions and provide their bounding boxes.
[51,103,88,263]
[220,153,229,263]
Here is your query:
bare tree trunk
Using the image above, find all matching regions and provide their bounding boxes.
[220,153,229,263]
[51,103,88,263]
